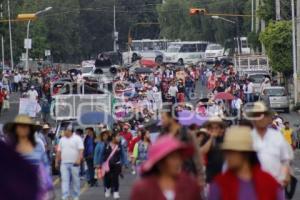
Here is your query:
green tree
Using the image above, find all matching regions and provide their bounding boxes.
[259,21,292,77]
[157,0,251,46]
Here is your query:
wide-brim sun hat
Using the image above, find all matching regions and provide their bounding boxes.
[100,128,110,135]
[42,124,50,130]
[140,135,194,174]
[204,116,225,128]
[246,101,274,117]
[4,115,42,134]
[222,126,254,152]
[198,128,208,134]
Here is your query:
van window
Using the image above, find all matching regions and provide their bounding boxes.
[249,74,270,84]
[180,44,197,52]
[197,43,208,52]
[206,44,222,50]
[241,40,248,48]
[264,88,286,96]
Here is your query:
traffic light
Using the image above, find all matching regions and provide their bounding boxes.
[189,8,207,16]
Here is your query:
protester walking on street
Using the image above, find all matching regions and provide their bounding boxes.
[0,140,39,200]
[94,129,110,185]
[132,130,151,174]
[248,102,293,186]
[201,117,226,183]
[208,126,284,200]
[243,79,254,103]
[130,135,201,200]
[281,121,294,147]
[83,127,97,187]
[55,125,84,200]
[101,133,126,199]
[160,106,204,185]
[4,115,53,200]
[28,86,39,101]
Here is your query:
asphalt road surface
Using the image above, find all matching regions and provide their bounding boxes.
[2,87,300,200]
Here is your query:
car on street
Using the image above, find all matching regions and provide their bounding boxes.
[259,86,290,113]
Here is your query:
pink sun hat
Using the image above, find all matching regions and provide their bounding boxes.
[140,135,194,174]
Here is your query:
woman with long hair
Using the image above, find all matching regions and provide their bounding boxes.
[4,115,53,200]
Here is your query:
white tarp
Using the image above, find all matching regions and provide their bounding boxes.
[52,94,111,121]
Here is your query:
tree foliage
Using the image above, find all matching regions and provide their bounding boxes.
[157,0,251,47]
[259,21,292,75]
[2,0,160,63]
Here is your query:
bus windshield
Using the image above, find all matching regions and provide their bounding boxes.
[167,45,181,53]
[207,45,223,50]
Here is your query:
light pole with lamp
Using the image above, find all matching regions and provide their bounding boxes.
[18,7,52,71]
[211,15,241,54]
[211,15,236,24]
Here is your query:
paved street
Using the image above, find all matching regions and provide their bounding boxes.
[1,86,300,200]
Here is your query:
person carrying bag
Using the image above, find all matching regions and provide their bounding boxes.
[100,133,126,199]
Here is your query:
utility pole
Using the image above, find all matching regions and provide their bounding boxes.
[255,0,260,33]
[292,0,297,105]
[260,0,266,54]
[296,0,300,103]
[7,0,13,70]
[251,0,254,32]
[275,0,281,20]
[113,1,118,52]
[0,3,4,71]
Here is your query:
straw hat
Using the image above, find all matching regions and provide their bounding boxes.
[222,126,254,152]
[140,135,194,174]
[246,101,273,116]
[42,124,51,130]
[205,116,225,127]
[4,115,41,134]
[100,128,110,135]
[198,128,208,134]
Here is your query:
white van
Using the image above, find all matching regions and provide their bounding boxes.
[163,41,209,65]
[205,44,228,61]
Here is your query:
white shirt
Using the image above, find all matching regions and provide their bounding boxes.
[207,104,219,117]
[35,135,46,152]
[206,70,212,78]
[14,74,21,83]
[27,89,39,101]
[168,86,178,97]
[251,128,293,183]
[58,134,84,163]
[243,82,254,94]
[231,98,242,110]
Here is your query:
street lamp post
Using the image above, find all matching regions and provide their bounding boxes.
[7,0,13,70]
[291,0,298,105]
[211,15,236,24]
[23,7,52,71]
[211,15,241,54]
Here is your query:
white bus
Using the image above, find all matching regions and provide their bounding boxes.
[163,41,209,65]
[123,39,170,64]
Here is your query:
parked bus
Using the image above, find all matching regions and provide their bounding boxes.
[163,41,209,65]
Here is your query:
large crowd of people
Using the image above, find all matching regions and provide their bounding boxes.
[0,59,298,200]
